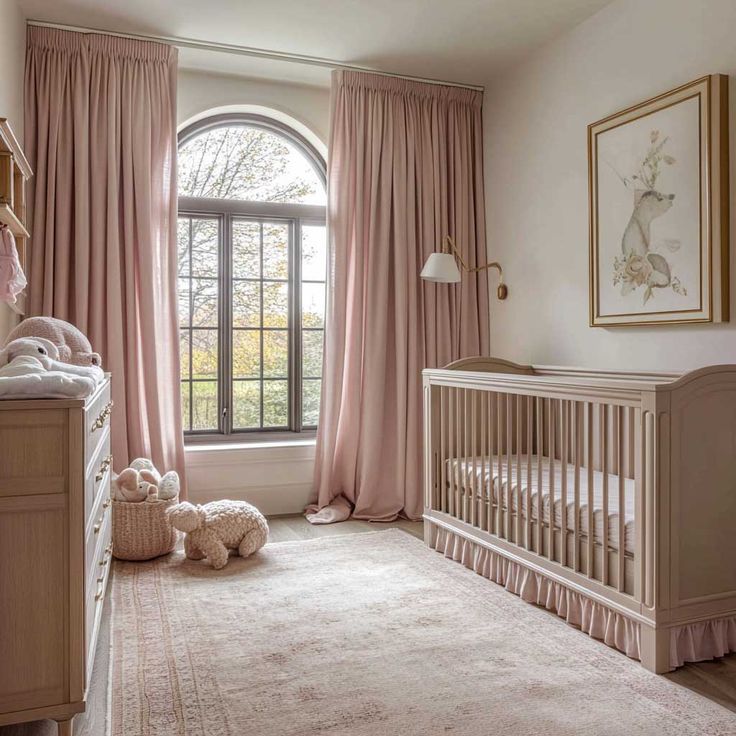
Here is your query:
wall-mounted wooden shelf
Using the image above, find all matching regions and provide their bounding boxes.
[0,118,33,315]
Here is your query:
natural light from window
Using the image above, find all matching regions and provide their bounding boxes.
[178,125,326,205]
[177,118,326,437]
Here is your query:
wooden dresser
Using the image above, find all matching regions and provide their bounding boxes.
[0,377,113,736]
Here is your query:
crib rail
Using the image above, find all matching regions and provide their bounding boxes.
[423,368,655,606]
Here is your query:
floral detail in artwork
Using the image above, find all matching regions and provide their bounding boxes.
[612,130,687,305]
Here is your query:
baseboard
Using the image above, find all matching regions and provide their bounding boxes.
[187,481,312,516]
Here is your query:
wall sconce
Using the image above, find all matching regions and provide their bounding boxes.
[420,236,508,300]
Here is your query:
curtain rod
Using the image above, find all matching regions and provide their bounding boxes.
[27,20,484,92]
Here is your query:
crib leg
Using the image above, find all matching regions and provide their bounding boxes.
[423,518,432,546]
[639,624,671,673]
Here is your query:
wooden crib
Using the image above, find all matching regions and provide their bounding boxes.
[422,357,736,672]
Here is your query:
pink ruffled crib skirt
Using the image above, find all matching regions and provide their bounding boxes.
[427,523,736,669]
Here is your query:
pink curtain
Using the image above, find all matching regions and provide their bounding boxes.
[25,27,185,488]
[310,71,489,522]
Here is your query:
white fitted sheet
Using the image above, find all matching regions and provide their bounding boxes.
[445,455,635,555]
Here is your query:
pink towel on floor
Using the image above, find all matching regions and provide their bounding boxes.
[0,226,26,304]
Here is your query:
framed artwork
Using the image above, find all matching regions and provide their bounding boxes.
[589,75,729,326]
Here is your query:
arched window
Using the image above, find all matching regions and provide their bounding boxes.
[177,114,326,438]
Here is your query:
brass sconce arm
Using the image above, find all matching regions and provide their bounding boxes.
[443,236,508,300]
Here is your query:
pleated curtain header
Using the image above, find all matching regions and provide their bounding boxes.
[332,69,483,107]
[27,25,177,65]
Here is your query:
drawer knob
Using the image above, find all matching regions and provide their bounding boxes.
[91,401,114,432]
[95,454,113,482]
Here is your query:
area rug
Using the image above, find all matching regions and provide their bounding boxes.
[110,529,735,735]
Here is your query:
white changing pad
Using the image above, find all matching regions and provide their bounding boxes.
[446,455,635,554]
[0,370,100,399]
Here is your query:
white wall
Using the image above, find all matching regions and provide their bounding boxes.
[177,69,329,513]
[484,0,736,371]
[0,0,25,342]
[178,69,330,148]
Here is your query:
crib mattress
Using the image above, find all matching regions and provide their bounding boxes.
[445,455,635,555]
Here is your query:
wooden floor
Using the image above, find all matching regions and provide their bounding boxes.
[2,515,734,735]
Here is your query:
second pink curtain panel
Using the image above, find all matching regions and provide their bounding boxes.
[311,71,490,523]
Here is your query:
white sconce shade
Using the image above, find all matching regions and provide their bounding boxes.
[420,253,461,283]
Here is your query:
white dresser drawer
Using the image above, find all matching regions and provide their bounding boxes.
[85,512,112,687]
[85,381,113,470]
[85,481,111,586]
[85,429,112,522]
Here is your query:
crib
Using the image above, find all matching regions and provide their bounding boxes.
[422,357,736,672]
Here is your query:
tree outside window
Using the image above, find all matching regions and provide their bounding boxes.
[177,116,326,438]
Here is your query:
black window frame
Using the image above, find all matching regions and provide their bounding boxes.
[178,114,327,443]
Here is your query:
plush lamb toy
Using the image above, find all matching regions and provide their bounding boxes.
[5,316,103,368]
[168,500,269,569]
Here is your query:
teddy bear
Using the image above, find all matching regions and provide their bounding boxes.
[5,316,103,368]
[167,500,269,569]
[111,458,180,503]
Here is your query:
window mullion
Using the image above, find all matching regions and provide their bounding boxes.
[221,213,232,435]
[292,218,303,433]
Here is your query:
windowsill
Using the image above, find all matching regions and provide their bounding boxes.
[185,437,316,453]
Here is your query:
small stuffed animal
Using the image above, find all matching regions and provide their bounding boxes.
[5,316,102,368]
[111,460,180,503]
[0,337,102,382]
[157,471,180,500]
[168,500,268,570]
[111,468,150,503]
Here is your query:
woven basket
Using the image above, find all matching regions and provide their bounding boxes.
[112,497,178,561]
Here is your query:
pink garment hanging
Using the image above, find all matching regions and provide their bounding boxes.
[0,225,26,304]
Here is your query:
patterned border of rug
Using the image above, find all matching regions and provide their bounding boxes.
[110,529,736,735]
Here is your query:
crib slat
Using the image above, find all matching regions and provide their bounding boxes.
[526,395,533,550]
[601,403,609,586]
[463,388,470,524]
[547,399,555,561]
[487,392,494,535]
[505,393,512,541]
[454,387,461,519]
[470,390,477,528]
[536,396,543,556]
[618,405,626,592]
[440,387,446,514]
[514,396,523,545]
[587,403,595,580]
[496,392,503,535]
[573,401,582,572]
[479,389,486,531]
[560,400,568,568]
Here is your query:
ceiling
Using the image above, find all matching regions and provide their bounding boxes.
[20,0,612,87]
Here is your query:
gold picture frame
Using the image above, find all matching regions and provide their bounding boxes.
[589,75,729,327]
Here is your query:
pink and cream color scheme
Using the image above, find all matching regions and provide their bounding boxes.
[422,357,736,671]
[311,70,489,523]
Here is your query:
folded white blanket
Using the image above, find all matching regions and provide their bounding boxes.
[0,355,103,399]
[0,370,97,399]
